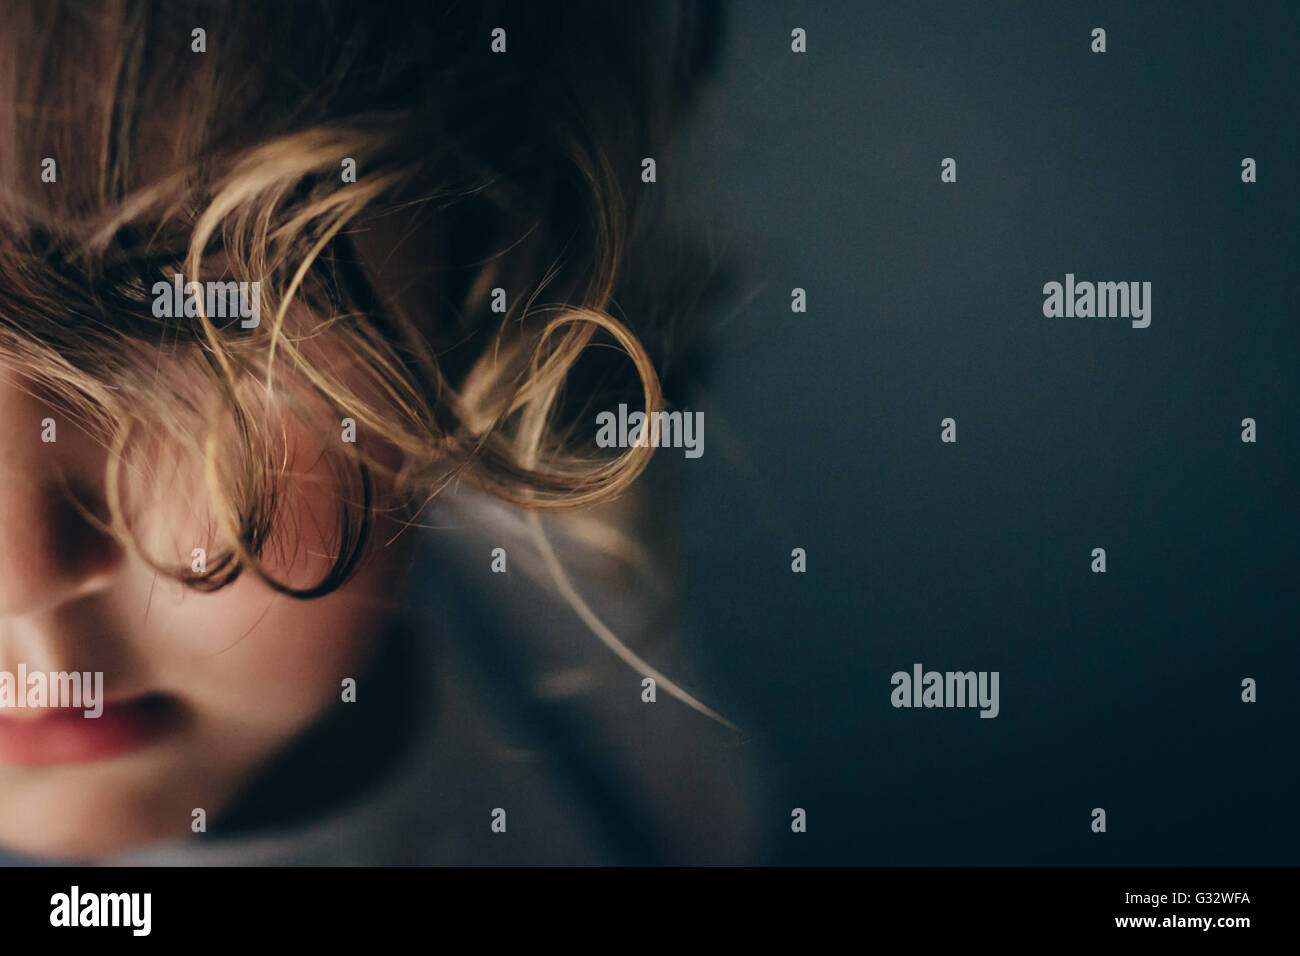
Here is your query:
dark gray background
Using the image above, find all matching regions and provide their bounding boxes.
[659,0,1299,864]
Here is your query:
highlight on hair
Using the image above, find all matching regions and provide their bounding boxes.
[0,1,729,721]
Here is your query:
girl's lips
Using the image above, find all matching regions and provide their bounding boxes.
[0,694,181,766]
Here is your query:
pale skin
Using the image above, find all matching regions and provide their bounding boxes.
[0,363,418,860]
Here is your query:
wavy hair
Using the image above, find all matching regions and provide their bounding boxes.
[0,0,729,721]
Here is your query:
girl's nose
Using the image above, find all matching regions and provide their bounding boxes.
[0,473,122,619]
[0,383,123,620]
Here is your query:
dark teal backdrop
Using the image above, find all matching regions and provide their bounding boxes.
[665,0,1299,864]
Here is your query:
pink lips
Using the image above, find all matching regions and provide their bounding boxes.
[0,694,180,766]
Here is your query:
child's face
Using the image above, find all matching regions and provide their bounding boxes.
[0,363,414,859]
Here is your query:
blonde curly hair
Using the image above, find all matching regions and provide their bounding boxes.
[0,0,729,722]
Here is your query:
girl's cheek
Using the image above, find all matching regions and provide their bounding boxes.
[138,534,409,722]
[108,380,414,730]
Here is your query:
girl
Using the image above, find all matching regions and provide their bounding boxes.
[0,0,767,864]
